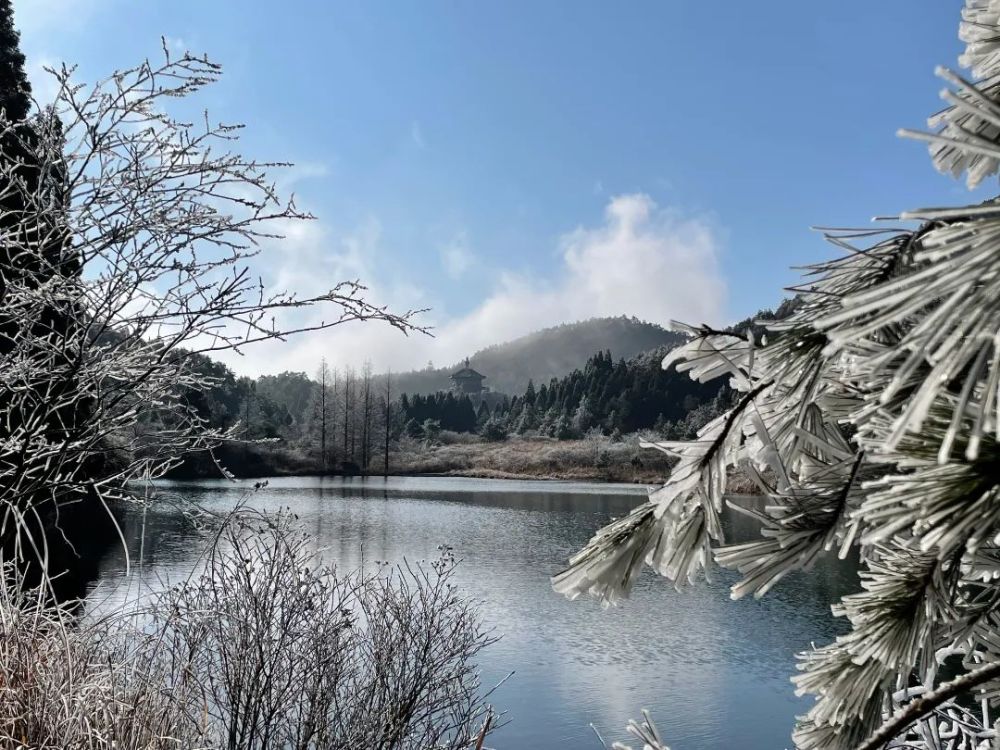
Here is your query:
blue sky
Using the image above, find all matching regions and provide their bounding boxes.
[16,0,984,374]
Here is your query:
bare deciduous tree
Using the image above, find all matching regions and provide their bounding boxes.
[384,369,393,477]
[0,36,500,750]
[361,360,374,473]
[0,45,424,591]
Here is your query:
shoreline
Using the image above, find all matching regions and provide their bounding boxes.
[386,436,673,485]
[166,436,759,492]
[389,467,663,484]
[165,465,664,485]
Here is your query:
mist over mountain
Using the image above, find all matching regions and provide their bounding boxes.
[391,316,683,396]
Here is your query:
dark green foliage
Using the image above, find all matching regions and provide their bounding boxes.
[475,400,491,427]
[168,303,798,479]
[0,0,29,122]
[0,0,106,600]
[175,352,245,429]
[390,316,684,396]
[499,348,724,437]
[480,415,507,442]
[255,372,314,428]
[404,418,422,438]
[523,380,536,406]
[421,418,441,441]
[239,378,294,439]
[552,413,575,440]
[475,304,795,440]
[513,405,536,435]
[173,360,304,440]
[398,392,478,433]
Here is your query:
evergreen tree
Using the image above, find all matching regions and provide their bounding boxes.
[0,0,30,123]
[475,400,491,428]
[513,404,536,435]
[537,383,549,411]
[455,395,477,433]
[0,0,99,599]
[539,405,559,437]
[652,412,669,436]
[572,395,594,434]
[480,414,507,442]
[403,417,421,438]
[255,371,315,429]
[558,6,1000,748]
[421,418,441,443]
[553,412,575,440]
[523,379,536,406]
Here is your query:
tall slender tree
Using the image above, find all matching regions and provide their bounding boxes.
[0,0,102,600]
[383,370,392,478]
[342,367,354,465]
[0,23,424,605]
[0,0,30,123]
[318,359,329,470]
[361,361,374,473]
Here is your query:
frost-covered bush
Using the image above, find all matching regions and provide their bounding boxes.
[555,3,1000,748]
[0,41,421,595]
[0,510,498,749]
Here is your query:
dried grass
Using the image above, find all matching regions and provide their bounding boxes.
[0,510,499,749]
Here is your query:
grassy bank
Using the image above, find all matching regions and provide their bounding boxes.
[388,433,674,484]
[171,433,756,489]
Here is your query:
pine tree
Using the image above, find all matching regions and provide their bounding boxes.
[513,403,535,435]
[475,400,491,428]
[557,5,1000,749]
[553,411,574,440]
[0,0,99,599]
[537,383,549,411]
[0,0,30,123]
[652,412,668,436]
[523,379,536,406]
[480,414,507,442]
[456,395,477,433]
[572,395,594,434]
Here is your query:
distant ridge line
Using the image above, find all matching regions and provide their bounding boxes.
[392,315,685,396]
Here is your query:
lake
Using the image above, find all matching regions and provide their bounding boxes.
[86,476,855,749]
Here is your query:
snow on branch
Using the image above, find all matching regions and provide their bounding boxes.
[558,2,1000,747]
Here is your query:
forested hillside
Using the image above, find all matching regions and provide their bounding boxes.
[165,303,795,477]
[392,316,683,395]
[399,348,729,440]
[398,302,795,441]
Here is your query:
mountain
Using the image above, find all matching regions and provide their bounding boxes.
[392,316,684,396]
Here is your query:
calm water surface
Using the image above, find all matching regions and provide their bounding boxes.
[87,476,855,749]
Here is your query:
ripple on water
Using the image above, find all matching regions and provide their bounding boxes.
[89,476,854,749]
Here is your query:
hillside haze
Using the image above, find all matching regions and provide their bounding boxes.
[392,316,683,396]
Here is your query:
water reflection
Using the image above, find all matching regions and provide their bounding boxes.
[88,476,856,749]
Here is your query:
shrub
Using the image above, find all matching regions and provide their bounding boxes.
[0,510,499,750]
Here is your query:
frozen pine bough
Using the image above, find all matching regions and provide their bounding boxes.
[555,2,1000,748]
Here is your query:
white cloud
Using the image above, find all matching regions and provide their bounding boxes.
[26,55,61,106]
[17,0,125,105]
[221,193,727,377]
[410,121,426,150]
[425,194,726,362]
[439,234,473,280]
[214,215,429,377]
[163,35,187,55]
